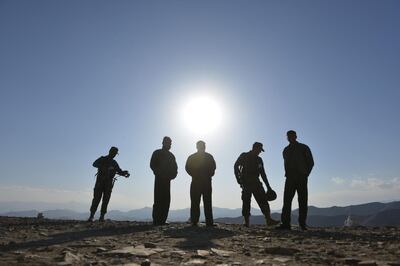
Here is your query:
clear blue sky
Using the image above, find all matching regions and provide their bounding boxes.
[1,0,399,211]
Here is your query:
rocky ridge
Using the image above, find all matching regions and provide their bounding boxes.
[0,217,399,265]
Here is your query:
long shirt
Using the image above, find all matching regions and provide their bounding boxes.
[283,141,314,178]
[185,152,216,181]
[93,155,123,181]
[234,151,269,186]
[150,148,178,180]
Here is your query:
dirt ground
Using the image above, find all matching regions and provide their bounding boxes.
[0,217,399,265]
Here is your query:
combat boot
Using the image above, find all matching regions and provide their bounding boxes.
[243,216,250,227]
[275,223,291,230]
[299,223,308,231]
[265,216,279,226]
[99,214,105,222]
[87,213,94,222]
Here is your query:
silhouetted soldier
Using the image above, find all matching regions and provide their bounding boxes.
[150,136,178,225]
[234,142,280,227]
[276,130,314,230]
[88,147,130,222]
[185,141,216,227]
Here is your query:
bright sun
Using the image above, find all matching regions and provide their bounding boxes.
[182,95,223,135]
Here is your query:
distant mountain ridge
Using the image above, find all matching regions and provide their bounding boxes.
[1,201,399,226]
[215,201,400,227]
[296,201,400,216]
[0,206,262,221]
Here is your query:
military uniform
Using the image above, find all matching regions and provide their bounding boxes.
[90,156,124,217]
[281,141,314,227]
[150,148,178,225]
[185,152,216,226]
[234,151,272,218]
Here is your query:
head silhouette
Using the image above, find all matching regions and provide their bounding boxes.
[252,142,264,155]
[108,146,119,158]
[287,130,297,144]
[196,140,206,153]
[162,136,172,150]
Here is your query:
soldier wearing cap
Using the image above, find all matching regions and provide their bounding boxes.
[276,130,314,230]
[150,136,178,225]
[88,146,130,222]
[234,142,279,227]
[185,141,216,226]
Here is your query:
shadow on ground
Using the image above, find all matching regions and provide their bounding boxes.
[163,225,236,250]
[0,222,153,252]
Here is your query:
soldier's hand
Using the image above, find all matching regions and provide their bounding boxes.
[121,170,130,178]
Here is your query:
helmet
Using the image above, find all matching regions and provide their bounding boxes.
[266,189,277,201]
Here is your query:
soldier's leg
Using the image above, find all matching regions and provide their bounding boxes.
[152,177,163,225]
[190,181,201,225]
[241,185,252,218]
[281,178,296,227]
[252,183,279,225]
[252,182,270,217]
[160,179,171,224]
[297,178,308,227]
[203,180,213,226]
[100,182,113,218]
[90,181,104,217]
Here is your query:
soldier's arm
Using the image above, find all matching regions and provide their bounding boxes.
[234,154,244,184]
[185,156,192,176]
[93,157,104,168]
[305,145,314,176]
[283,148,288,175]
[210,155,216,177]
[259,159,271,189]
[150,151,158,174]
[113,161,129,177]
[114,161,125,175]
[171,154,178,179]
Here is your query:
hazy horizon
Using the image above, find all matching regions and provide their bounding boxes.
[1,1,399,212]
[0,198,399,214]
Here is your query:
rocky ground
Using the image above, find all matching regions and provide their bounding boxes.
[0,217,399,265]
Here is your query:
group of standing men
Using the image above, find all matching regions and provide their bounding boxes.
[88,130,314,230]
[151,138,216,226]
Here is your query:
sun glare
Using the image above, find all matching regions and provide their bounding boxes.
[182,95,223,135]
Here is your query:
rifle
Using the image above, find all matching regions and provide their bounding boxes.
[112,171,130,188]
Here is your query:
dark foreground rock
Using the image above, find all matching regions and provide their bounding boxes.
[0,216,399,265]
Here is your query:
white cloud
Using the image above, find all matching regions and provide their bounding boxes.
[315,177,400,207]
[350,177,400,190]
[331,177,347,184]
[330,176,400,189]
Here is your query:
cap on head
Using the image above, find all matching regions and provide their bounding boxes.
[287,130,297,137]
[252,142,264,152]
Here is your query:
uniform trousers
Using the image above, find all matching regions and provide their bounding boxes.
[241,181,271,217]
[281,176,308,226]
[152,177,171,225]
[90,178,113,215]
[190,178,213,225]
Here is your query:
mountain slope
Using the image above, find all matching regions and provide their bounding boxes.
[293,201,400,217]
[362,208,400,226]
